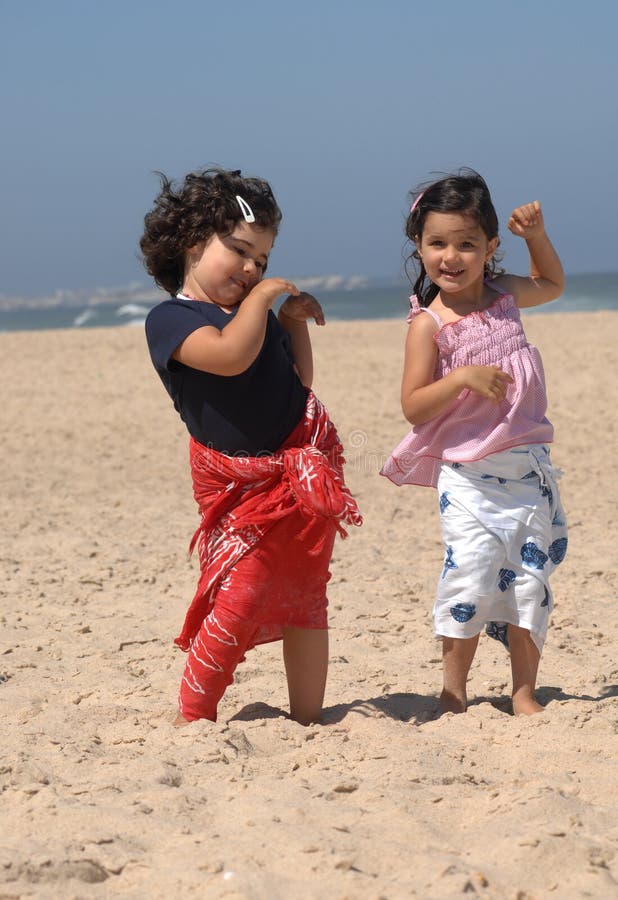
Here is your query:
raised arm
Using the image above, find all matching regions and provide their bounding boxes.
[278,292,326,388]
[172,278,298,376]
[498,201,565,308]
[401,313,513,426]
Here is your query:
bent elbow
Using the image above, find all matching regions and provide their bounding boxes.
[552,278,566,300]
[536,275,565,303]
[544,274,565,301]
[402,399,438,427]
[401,403,423,427]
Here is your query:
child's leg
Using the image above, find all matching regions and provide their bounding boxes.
[282,626,328,726]
[440,634,480,714]
[175,609,258,725]
[508,624,544,715]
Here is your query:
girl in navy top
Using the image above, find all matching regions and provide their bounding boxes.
[142,168,361,726]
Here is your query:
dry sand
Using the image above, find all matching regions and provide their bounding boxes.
[1,311,617,899]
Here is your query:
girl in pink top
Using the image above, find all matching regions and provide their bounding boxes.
[381,170,567,717]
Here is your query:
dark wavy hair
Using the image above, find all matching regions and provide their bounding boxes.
[139,167,282,296]
[404,168,503,307]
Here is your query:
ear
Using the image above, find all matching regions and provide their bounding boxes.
[185,241,205,268]
[486,237,499,261]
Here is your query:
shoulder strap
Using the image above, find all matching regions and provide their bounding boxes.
[484,278,508,296]
[406,294,443,326]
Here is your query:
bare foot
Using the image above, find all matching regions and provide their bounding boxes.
[509,625,543,715]
[438,689,467,715]
[173,712,192,727]
[512,689,544,716]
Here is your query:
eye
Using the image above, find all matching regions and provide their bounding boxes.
[460,241,475,249]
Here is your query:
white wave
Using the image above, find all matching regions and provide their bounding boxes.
[293,274,371,292]
[116,303,151,317]
[73,309,98,327]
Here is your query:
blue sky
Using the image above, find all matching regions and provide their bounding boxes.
[1,0,617,297]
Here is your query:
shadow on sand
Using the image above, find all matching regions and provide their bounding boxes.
[229,683,618,725]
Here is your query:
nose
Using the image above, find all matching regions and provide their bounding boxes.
[243,257,258,276]
[443,244,459,265]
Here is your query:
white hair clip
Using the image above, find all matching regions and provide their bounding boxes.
[235,195,255,224]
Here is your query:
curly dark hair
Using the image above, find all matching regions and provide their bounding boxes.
[404,168,503,307]
[139,167,282,296]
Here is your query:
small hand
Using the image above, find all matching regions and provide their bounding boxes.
[507,201,545,240]
[463,365,513,403]
[247,277,299,308]
[279,291,326,326]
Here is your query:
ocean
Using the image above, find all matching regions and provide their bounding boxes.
[1,272,617,333]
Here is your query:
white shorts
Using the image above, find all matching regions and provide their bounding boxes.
[434,446,568,654]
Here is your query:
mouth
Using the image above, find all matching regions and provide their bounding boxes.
[231,277,248,291]
[440,268,464,278]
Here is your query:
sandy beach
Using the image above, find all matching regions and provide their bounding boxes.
[1,311,617,899]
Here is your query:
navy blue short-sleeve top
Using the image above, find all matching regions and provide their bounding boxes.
[145,297,307,455]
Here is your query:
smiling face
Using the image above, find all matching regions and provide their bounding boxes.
[182,221,275,307]
[417,211,498,300]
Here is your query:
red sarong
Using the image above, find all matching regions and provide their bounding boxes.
[176,392,362,721]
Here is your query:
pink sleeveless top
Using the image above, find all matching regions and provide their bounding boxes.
[380,284,553,488]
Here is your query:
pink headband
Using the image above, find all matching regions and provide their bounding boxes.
[410,191,424,213]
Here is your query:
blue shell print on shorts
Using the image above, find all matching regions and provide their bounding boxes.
[521,542,548,569]
[450,603,476,623]
[498,568,517,592]
[486,621,509,649]
[548,537,568,564]
[439,492,451,514]
[441,546,458,579]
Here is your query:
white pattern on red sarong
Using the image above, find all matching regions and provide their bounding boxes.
[175,392,362,721]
